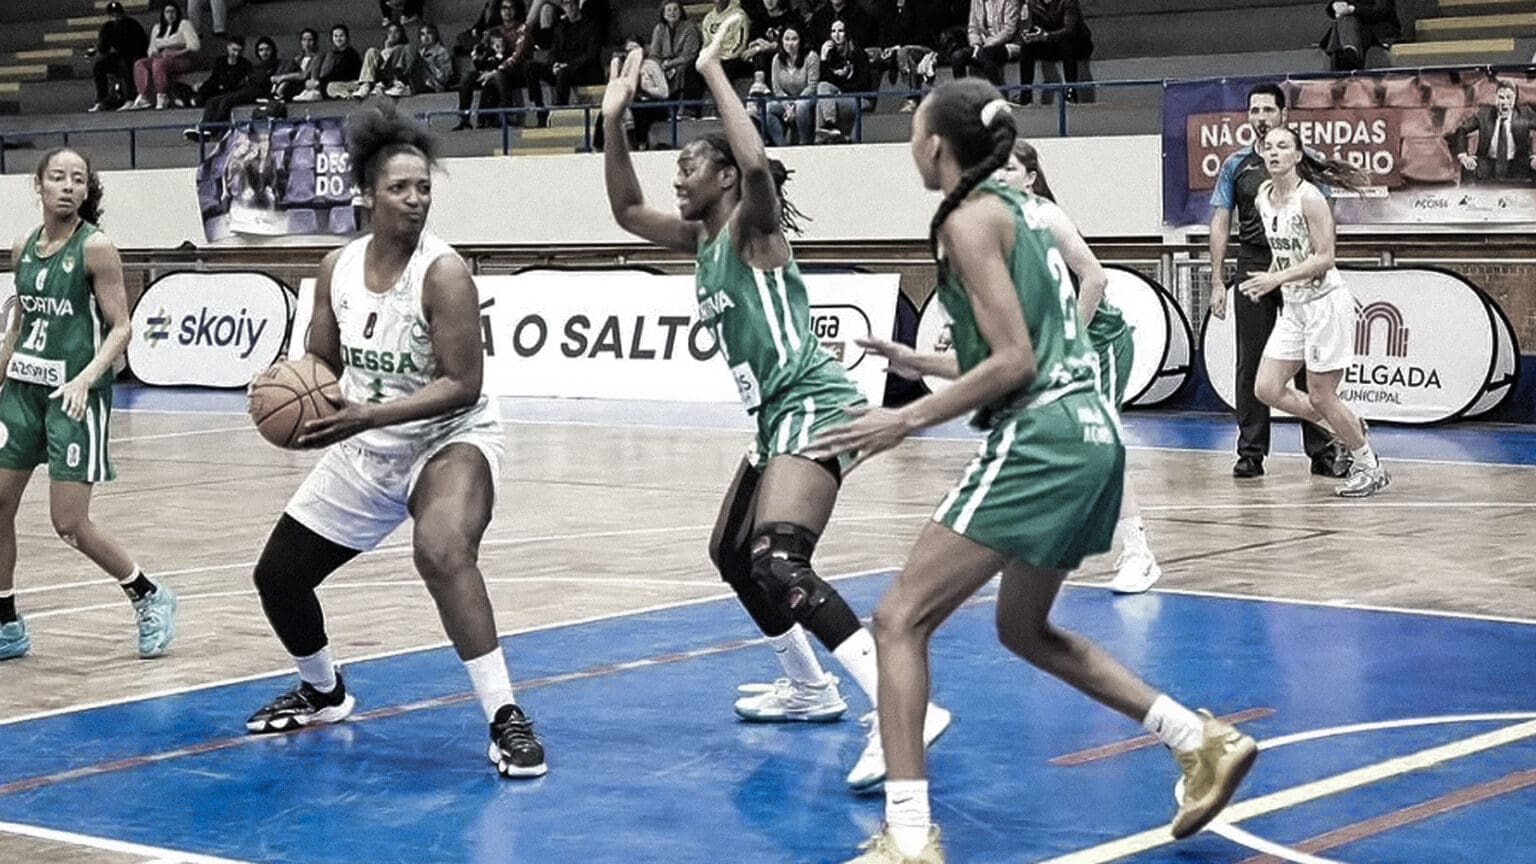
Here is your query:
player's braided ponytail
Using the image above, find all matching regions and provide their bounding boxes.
[698,132,811,236]
[924,80,1018,258]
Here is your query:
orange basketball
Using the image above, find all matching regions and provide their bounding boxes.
[247,356,342,449]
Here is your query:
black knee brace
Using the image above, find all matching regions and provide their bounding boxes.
[750,522,834,620]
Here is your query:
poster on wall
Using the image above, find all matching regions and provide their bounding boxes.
[196,118,359,241]
[292,269,899,406]
[1165,70,1536,226]
[912,267,1192,408]
[1200,267,1519,424]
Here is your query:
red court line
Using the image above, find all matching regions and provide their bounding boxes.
[1234,767,1536,864]
[0,637,761,797]
[1048,707,1275,767]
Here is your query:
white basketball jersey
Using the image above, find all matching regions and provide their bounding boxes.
[329,231,499,456]
[1256,179,1343,304]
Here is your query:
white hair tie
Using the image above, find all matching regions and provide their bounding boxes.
[980,98,1010,127]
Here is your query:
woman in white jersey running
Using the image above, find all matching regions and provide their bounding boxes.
[1239,126,1387,498]
[601,33,948,790]
[243,102,546,779]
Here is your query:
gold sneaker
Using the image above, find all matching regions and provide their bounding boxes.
[843,825,944,864]
[1170,710,1258,839]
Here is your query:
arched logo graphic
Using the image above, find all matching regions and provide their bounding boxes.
[1355,301,1409,358]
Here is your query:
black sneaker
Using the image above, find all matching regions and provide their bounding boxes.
[246,671,356,733]
[1232,456,1265,478]
[488,704,547,778]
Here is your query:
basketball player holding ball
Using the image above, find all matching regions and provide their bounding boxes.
[243,102,546,779]
[0,148,177,661]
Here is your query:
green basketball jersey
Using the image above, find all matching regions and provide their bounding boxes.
[694,224,840,412]
[937,181,1099,424]
[1082,277,1129,352]
[9,222,108,390]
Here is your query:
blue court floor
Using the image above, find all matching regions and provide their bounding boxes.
[1,572,1534,864]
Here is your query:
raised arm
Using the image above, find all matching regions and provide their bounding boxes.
[696,27,779,237]
[601,47,700,252]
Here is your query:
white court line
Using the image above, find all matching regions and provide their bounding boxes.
[15,513,933,598]
[1208,824,1346,864]
[0,566,896,728]
[0,819,251,864]
[110,425,253,444]
[111,405,1536,470]
[1110,584,1536,629]
[1142,501,1536,511]
[1036,718,1536,863]
[24,576,725,621]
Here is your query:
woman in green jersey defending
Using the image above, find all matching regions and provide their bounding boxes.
[602,31,948,789]
[809,80,1254,863]
[0,149,176,661]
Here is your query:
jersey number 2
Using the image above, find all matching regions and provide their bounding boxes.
[1046,248,1078,341]
[21,320,48,353]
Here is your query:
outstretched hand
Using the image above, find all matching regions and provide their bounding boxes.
[697,25,730,72]
[601,46,644,118]
[857,337,926,381]
[803,404,913,469]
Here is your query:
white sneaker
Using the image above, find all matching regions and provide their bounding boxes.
[383,82,410,97]
[1336,461,1390,498]
[845,704,953,790]
[733,676,847,722]
[1109,549,1161,594]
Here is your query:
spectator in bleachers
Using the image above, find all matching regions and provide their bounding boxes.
[187,0,228,38]
[124,2,200,110]
[414,23,458,93]
[1448,79,1535,183]
[814,19,871,143]
[527,0,604,120]
[950,0,1020,88]
[270,28,320,102]
[194,35,253,107]
[766,24,818,144]
[454,29,514,128]
[1319,0,1400,71]
[527,0,607,47]
[701,0,753,77]
[870,0,941,112]
[89,1,150,112]
[1016,0,1092,105]
[292,24,363,102]
[742,0,801,75]
[650,1,701,106]
[185,35,277,140]
[337,21,419,98]
[456,0,505,56]
[807,0,874,49]
[379,0,427,26]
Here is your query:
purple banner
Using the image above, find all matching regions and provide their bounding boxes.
[197,117,359,241]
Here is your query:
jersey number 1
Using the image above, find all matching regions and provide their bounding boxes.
[21,320,48,353]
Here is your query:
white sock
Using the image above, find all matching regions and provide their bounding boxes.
[294,646,337,693]
[463,646,518,723]
[115,566,144,586]
[1117,517,1149,555]
[831,628,879,705]
[768,625,828,685]
[1352,441,1379,468]
[884,779,932,857]
[1143,694,1204,753]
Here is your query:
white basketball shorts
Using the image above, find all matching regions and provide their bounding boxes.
[1262,287,1356,373]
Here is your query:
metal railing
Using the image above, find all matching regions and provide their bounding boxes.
[3,60,1535,171]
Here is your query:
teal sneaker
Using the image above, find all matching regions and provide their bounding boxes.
[133,584,177,658]
[0,616,29,660]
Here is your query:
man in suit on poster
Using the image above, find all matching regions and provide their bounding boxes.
[1448,79,1536,184]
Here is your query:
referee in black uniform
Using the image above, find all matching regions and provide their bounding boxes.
[1208,82,1348,479]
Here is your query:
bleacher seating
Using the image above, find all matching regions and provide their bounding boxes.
[0,0,1534,170]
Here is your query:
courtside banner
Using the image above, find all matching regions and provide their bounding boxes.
[129,271,295,387]
[1201,267,1515,424]
[293,270,898,404]
[1165,70,1536,226]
